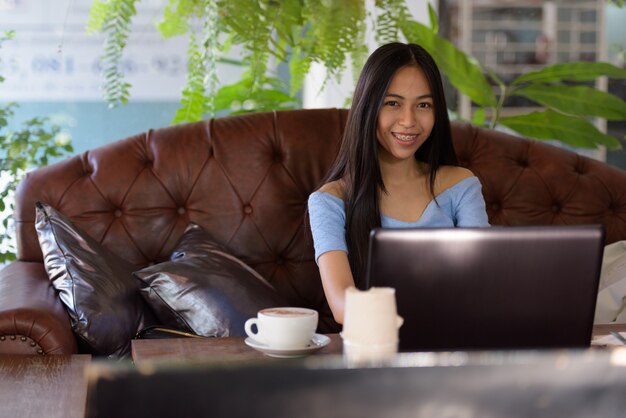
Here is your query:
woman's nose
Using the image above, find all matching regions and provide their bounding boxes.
[399,108,417,128]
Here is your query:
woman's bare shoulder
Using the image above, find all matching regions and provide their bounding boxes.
[435,166,475,194]
[317,179,345,199]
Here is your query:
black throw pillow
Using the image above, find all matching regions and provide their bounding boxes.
[35,202,154,357]
[134,224,288,337]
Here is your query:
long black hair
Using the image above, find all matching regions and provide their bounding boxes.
[323,42,458,288]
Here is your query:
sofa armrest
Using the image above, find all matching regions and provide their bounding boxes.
[0,261,77,355]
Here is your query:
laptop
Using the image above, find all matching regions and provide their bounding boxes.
[365,225,605,351]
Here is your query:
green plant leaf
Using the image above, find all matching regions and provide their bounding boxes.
[427,2,439,34]
[172,31,210,124]
[288,46,311,97]
[512,84,626,120]
[471,107,486,126]
[0,50,73,260]
[157,0,193,38]
[302,0,367,84]
[512,62,626,85]
[400,20,497,108]
[86,1,109,33]
[499,110,622,150]
[212,74,298,114]
[1,30,15,41]
[89,0,138,107]
[374,0,409,44]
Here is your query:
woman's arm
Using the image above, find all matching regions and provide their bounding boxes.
[317,251,355,324]
[308,190,355,323]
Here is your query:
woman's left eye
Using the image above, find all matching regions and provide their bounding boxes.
[417,102,432,109]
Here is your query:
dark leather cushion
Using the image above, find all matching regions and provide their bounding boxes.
[134,224,288,337]
[34,202,153,357]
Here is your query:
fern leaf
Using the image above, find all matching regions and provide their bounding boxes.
[350,15,368,85]
[221,0,293,93]
[96,0,138,107]
[86,1,111,33]
[172,31,210,124]
[288,46,311,97]
[374,0,411,44]
[302,0,366,84]
[200,0,220,115]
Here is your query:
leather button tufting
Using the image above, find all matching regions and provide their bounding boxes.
[276,257,285,265]
[177,207,186,215]
[491,203,500,211]
[244,205,253,215]
[114,209,122,217]
[552,204,560,213]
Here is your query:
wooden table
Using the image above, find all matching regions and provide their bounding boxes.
[0,355,91,418]
[131,324,626,366]
[132,333,343,366]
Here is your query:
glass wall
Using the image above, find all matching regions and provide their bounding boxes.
[0,0,243,155]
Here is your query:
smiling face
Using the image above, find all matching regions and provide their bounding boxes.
[376,65,435,164]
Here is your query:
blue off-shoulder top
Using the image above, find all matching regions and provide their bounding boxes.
[308,176,490,262]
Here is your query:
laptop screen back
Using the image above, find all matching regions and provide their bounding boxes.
[365,225,605,351]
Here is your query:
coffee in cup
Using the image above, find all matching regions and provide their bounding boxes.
[244,307,318,349]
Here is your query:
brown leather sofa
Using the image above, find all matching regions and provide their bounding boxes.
[1,108,625,355]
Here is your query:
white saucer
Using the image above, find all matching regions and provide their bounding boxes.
[244,334,331,358]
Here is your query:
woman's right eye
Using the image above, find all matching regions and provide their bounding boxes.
[384,101,399,107]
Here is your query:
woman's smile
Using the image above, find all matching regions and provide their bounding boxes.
[391,132,420,143]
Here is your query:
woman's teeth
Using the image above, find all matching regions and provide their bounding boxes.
[393,133,417,142]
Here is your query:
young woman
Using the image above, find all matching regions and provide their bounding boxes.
[308,42,490,324]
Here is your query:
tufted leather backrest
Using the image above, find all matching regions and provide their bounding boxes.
[453,122,626,243]
[13,108,626,331]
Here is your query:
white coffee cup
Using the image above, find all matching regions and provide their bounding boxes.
[244,307,318,349]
